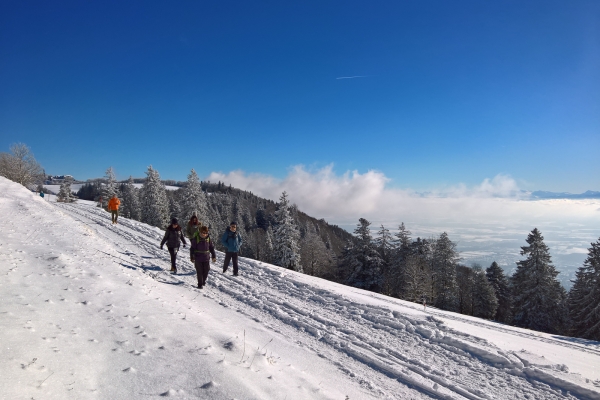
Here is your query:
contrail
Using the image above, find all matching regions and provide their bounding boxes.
[336,75,368,80]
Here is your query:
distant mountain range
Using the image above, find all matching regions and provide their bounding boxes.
[530,190,600,199]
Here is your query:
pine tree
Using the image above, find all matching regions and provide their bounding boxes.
[375,225,394,295]
[343,218,384,292]
[472,266,498,319]
[264,226,274,264]
[272,192,302,272]
[120,176,141,220]
[140,166,169,228]
[101,167,118,208]
[456,265,475,315]
[181,169,211,227]
[512,228,568,334]
[402,250,432,303]
[57,179,75,203]
[568,237,600,340]
[431,232,460,311]
[300,222,334,277]
[486,261,512,323]
[391,223,413,299]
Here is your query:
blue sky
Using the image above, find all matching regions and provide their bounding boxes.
[1,0,598,192]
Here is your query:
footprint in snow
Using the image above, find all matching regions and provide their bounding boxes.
[200,381,219,389]
[222,341,236,351]
[160,389,185,397]
[122,367,136,373]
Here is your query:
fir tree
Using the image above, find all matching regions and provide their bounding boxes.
[512,228,568,334]
[300,222,334,277]
[272,192,302,272]
[57,179,75,203]
[101,167,118,208]
[120,176,141,221]
[140,166,169,228]
[486,261,512,323]
[392,223,413,299]
[181,169,211,227]
[568,237,600,340]
[402,251,432,303]
[343,218,384,292]
[456,265,475,315]
[431,232,460,311]
[264,226,274,264]
[472,266,498,319]
[375,225,394,295]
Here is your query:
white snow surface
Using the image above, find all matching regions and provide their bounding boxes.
[2,176,600,400]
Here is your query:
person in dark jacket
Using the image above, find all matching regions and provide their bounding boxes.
[190,226,216,288]
[160,218,187,273]
[221,221,243,276]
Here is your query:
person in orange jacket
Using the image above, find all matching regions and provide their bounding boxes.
[107,194,121,224]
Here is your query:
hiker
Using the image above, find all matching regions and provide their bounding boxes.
[185,214,202,239]
[221,221,243,276]
[190,226,216,288]
[107,194,121,224]
[160,218,187,274]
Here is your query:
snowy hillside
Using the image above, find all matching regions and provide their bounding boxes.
[2,176,600,400]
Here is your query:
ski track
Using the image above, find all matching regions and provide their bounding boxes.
[55,202,600,400]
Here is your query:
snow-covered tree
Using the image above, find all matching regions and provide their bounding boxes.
[140,166,169,228]
[264,226,274,264]
[402,250,433,303]
[342,218,384,292]
[431,232,460,311]
[57,178,76,203]
[472,266,498,319]
[456,265,475,315]
[0,143,44,188]
[300,222,334,277]
[512,228,568,334]
[120,176,141,221]
[375,225,394,295]
[486,261,512,323]
[101,167,119,208]
[181,169,211,227]
[272,192,302,272]
[568,237,600,340]
[390,223,413,298]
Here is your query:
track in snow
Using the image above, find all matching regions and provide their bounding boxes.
[55,202,600,400]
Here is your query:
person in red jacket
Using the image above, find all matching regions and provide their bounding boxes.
[107,195,121,224]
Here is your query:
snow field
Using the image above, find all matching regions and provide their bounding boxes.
[2,176,600,399]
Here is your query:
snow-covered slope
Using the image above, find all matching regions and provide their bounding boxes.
[2,176,600,399]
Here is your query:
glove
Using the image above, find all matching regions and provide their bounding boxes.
[211,257,216,263]
[160,245,164,250]
[190,257,195,263]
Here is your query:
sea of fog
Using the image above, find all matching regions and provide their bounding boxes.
[338,199,600,291]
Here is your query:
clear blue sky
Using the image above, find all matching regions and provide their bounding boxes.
[1,0,598,192]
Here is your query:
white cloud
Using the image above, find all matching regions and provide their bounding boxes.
[206,166,600,229]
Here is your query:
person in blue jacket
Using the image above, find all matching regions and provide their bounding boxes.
[221,221,243,276]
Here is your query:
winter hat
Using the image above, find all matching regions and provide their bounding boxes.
[230,221,237,227]
[171,217,178,225]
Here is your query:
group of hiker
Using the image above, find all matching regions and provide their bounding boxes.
[106,194,243,289]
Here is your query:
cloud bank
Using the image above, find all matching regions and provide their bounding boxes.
[206,166,600,229]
